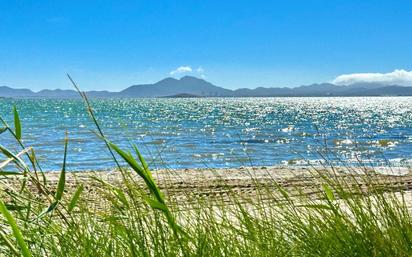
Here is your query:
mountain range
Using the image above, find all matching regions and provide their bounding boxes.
[1,76,412,98]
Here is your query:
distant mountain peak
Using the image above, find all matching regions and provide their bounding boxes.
[120,76,232,97]
[157,77,178,83]
[180,75,202,80]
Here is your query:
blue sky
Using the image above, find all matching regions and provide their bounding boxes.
[1,1,412,91]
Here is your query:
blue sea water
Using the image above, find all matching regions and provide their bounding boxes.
[0,97,411,171]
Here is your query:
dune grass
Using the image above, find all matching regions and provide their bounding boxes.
[0,83,411,256]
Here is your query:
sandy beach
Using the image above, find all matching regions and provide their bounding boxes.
[6,166,412,205]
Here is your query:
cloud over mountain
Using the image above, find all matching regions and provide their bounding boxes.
[170,66,192,75]
[332,69,412,86]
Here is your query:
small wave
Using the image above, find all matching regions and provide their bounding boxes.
[281,125,294,133]
[240,139,272,144]
[214,139,275,144]
[192,153,225,159]
[334,139,354,145]
[281,159,323,166]
[294,132,312,137]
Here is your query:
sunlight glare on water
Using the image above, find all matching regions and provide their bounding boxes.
[0,97,411,171]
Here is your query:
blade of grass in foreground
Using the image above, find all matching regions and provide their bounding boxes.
[66,74,122,170]
[13,106,22,141]
[0,199,31,257]
[108,141,189,251]
[0,147,31,170]
[0,145,29,172]
[0,127,7,135]
[108,141,187,237]
[37,133,68,218]
[55,133,68,202]
[68,184,84,212]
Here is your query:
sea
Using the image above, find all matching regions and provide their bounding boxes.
[0,97,411,171]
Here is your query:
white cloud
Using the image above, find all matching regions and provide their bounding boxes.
[332,69,412,86]
[169,66,192,75]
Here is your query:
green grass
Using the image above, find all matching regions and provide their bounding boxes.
[0,83,411,256]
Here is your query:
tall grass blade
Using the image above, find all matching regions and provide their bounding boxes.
[0,199,31,257]
[108,141,187,239]
[0,147,31,170]
[133,145,149,172]
[68,184,84,212]
[0,127,7,135]
[0,230,20,256]
[144,196,168,212]
[55,133,68,202]
[108,142,155,194]
[0,172,23,176]
[323,183,335,201]
[0,145,29,171]
[66,74,122,170]
[13,106,21,140]
[37,134,68,218]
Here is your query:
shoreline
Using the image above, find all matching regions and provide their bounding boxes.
[22,165,412,185]
[10,166,412,201]
[45,165,412,178]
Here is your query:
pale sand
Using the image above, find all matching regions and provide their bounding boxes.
[7,166,412,204]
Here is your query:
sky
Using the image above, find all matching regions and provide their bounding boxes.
[1,1,412,91]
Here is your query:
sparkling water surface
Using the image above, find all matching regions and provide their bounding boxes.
[0,97,411,171]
